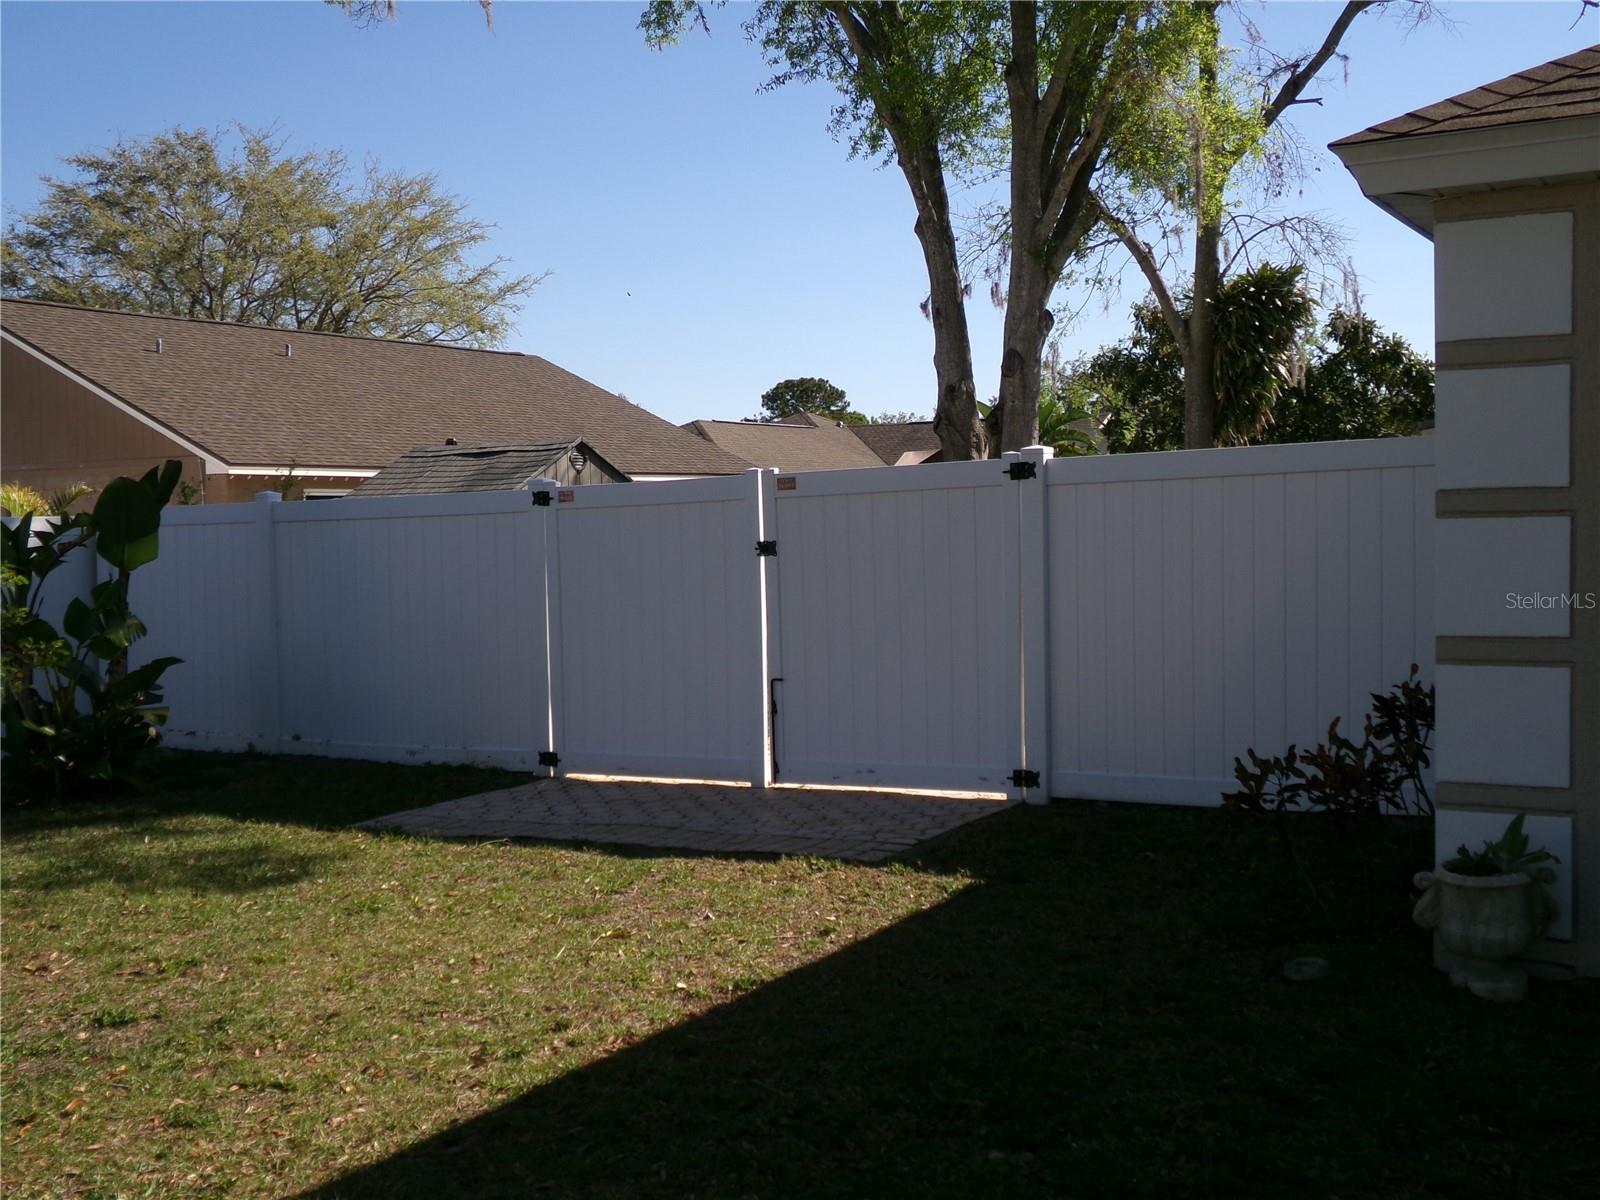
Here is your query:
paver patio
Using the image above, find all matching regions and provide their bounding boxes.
[358,776,1014,861]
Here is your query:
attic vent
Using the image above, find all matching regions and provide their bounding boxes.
[284,342,293,358]
[445,437,459,446]
[569,448,587,475]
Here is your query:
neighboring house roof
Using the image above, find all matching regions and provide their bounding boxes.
[349,440,623,498]
[682,412,886,472]
[0,299,748,478]
[851,420,941,465]
[1332,45,1600,145]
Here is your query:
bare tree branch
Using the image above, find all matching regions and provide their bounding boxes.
[1091,194,1188,353]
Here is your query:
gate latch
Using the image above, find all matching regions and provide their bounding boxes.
[538,751,560,768]
[1004,462,1037,481]
[756,540,778,557]
[531,490,553,507]
[1009,767,1040,789]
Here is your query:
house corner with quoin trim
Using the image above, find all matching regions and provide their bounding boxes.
[1335,46,1600,979]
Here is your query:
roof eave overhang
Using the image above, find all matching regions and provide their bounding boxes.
[1330,113,1600,238]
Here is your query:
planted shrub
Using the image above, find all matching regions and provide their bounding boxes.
[2,461,184,799]
[1223,667,1435,931]
[1224,666,1434,821]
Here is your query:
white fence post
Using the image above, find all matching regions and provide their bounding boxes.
[254,490,283,754]
[750,467,777,788]
[530,477,561,778]
[1018,445,1054,804]
[998,452,1026,801]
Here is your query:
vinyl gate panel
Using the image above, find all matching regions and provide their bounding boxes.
[769,462,1018,793]
[547,474,765,782]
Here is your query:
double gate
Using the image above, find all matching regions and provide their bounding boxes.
[537,454,1051,800]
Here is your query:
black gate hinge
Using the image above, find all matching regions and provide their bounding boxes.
[1004,461,1037,481]
[1009,767,1040,789]
[531,490,553,507]
[538,750,560,768]
[756,540,778,557]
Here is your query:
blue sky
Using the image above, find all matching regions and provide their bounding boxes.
[2,1,1595,424]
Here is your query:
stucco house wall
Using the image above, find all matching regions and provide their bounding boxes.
[1335,47,1600,978]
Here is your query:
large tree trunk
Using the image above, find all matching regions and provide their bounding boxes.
[996,2,1124,454]
[829,5,983,461]
[1179,1,1370,449]
[1183,10,1221,450]
[997,8,1047,455]
[1184,211,1221,449]
[915,199,985,461]
[997,289,1053,453]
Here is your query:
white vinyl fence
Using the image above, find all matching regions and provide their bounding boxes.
[1044,439,1434,805]
[135,491,550,768]
[100,437,1435,804]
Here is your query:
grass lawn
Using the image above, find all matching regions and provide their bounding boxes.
[3,753,1596,1199]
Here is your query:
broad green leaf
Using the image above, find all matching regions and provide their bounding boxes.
[91,477,161,570]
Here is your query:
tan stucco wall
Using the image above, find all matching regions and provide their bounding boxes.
[1431,180,1600,977]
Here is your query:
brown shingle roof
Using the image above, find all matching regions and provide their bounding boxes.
[850,420,941,465]
[1332,45,1600,145]
[683,413,886,472]
[0,299,749,477]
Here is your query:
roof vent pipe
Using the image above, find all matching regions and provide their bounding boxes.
[284,342,293,358]
[154,337,163,353]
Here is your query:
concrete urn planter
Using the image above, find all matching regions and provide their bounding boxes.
[1412,868,1550,1002]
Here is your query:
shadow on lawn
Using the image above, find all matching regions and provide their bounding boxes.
[2,750,527,835]
[303,805,1596,1200]
[3,829,344,895]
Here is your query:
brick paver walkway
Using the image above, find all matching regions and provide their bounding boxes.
[358,776,1014,862]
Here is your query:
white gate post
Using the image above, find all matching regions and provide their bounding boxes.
[1017,445,1053,804]
[750,467,778,788]
[529,477,563,778]
[1000,448,1052,803]
[998,453,1026,801]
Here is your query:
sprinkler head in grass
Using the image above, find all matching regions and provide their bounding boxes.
[1282,956,1331,983]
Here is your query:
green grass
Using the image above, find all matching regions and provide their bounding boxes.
[3,752,1596,1199]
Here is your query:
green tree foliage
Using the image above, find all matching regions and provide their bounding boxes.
[1074,266,1432,453]
[1091,2,1400,448]
[1036,380,1099,458]
[871,410,927,424]
[1265,312,1435,445]
[758,376,858,423]
[1,482,95,517]
[2,126,541,347]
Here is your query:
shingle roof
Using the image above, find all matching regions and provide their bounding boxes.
[683,413,886,472]
[1332,45,1600,146]
[0,299,749,477]
[349,440,621,497]
[850,420,941,465]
